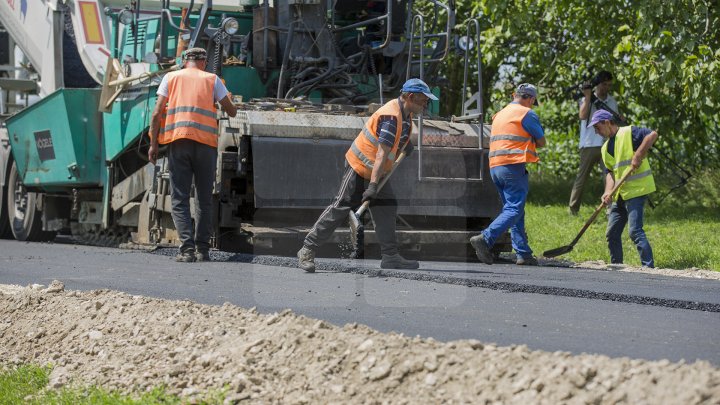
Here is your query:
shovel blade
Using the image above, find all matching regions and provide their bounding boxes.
[542,244,574,258]
[348,212,364,259]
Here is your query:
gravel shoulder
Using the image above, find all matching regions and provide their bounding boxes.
[1,282,719,404]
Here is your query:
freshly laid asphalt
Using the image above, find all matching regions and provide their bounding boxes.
[1,239,719,365]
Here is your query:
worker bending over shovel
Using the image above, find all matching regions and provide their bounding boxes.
[589,109,658,268]
[297,78,437,272]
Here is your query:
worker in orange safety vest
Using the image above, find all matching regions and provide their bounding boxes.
[469,83,546,266]
[296,78,438,272]
[148,47,237,262]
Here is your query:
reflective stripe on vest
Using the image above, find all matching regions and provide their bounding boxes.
[490,134,532,143]
[489,149,538,158]
[163,120,218,134]
[167,106,217,119]
[362,127,378,145]
[488,103,539,168]
[601,126,656,201]
[158,68,219,148]
[350,141,375,169]
[345,99,411,179]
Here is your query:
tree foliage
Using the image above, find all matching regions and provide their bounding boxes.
[423,0,720,176]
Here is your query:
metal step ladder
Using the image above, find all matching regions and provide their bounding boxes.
[406,16,485,183]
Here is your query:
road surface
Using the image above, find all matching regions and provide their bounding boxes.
[1,239,718,365]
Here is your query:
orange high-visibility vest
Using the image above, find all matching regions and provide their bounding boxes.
[158,68,219,148]
[489,103,539,168]
[345,99,412,179]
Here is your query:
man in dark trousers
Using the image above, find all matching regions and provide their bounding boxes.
[148,47,238,262]
[469,83,546,266]
[569,70,625,215]
[296,78,438,272]
[588,109,658,268]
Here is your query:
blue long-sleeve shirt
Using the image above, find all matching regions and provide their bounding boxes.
[510,101,544,140]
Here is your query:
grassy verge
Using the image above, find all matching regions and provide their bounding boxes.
[0,364,189,405]
[525,171,720,271]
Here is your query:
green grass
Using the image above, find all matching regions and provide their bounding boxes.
[525,171,720,271]
[0,364,190,405]
[0,364,49,404]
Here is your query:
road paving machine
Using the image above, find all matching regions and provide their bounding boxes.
[0,0,509,259]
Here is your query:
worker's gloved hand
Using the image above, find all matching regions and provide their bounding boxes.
[403,141,414,157]
[362,182,379,203]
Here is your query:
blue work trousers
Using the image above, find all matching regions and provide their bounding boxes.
[482,163,533,259]
[606,196,654,268]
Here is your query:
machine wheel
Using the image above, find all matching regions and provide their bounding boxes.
[6,161,56,241]
[0,177,11,238]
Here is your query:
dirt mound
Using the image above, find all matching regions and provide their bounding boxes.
[1,282,719,403]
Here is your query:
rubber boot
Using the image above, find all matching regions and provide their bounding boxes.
[297,246,316,273]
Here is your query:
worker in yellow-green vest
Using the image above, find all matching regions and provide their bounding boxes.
[588,109,658,268]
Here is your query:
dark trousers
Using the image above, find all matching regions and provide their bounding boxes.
[304,165,399,256]
[167,139,218,253]
[569,146,603,213]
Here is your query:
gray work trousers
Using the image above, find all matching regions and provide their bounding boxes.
[569,146,603,213]
[167,139,217,253]
[304,164,399,256]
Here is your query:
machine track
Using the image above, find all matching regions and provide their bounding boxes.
[70,223,132,248]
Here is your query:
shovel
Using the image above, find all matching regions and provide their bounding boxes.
[543,169,634,258]
[348,151,407,258]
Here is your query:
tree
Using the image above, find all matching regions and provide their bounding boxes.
[421,0,720,176]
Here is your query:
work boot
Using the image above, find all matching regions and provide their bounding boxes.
[196,248,210,262]
[380,253,419,269]
[516,256,538,266]
[297,246,316,273]
[470,234,493,264]
[176,250,197,263]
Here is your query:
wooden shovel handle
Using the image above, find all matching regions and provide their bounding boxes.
[569,169,634,246]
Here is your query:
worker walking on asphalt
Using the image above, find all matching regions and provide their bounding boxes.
[148,47,238,262]
[588,109,657,268]
[296,78,437,272]
[469,83,546,266]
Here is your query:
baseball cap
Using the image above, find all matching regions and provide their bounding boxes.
[401,78,439,100]
[587,109,614,128]
[184,47,207,60]
[515,83,538,105]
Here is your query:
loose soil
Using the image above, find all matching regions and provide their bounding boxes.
[1,282,719,404]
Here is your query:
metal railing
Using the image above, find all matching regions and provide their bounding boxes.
[406,16,485,183]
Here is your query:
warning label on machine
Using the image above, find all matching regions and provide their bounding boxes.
[34,130,55,161]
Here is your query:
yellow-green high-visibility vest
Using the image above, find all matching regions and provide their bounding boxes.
[601,126,656,201]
